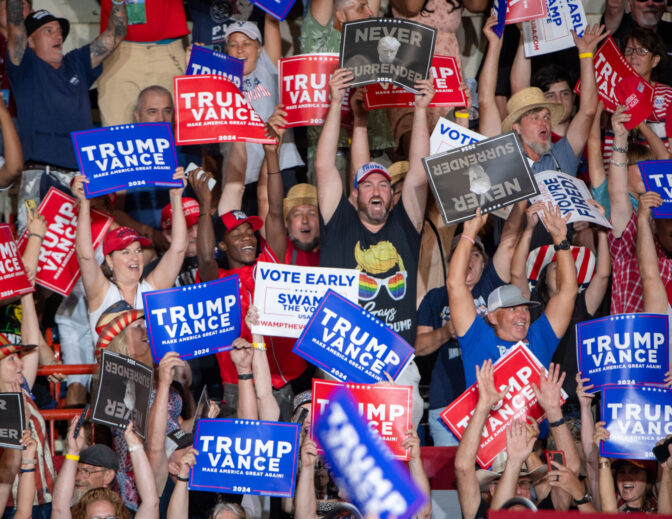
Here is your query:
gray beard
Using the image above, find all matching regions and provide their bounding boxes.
[523,135,552,156]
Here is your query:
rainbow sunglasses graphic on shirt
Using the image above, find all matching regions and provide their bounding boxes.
[358,270,407,301]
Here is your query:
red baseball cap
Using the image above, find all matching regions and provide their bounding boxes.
[102,226,151,256]
[221,210,263,234]
[161,198,200,231]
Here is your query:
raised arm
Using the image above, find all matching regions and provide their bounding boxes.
[639,121,672,160]
[540,204,577,337]
[447,210,488,336]
[657,436,672,514]
[264,14,282,68]
[310,0,335,28]
[478,15,504,137]
[455,360,508,519]
[403,429,432,519]
[510,202,544,297]
[19,292,40,390]
[576,373,600,510]
[294,425,318,519]
[231,338,257,420]
[607,106,632,237]
[218,142,247,216]
[316,69,351,224]
[147,352,185,494]
[510,28,531,94]
[493,202,525,282]
[583,203,610,315]
[167,448,198,519]
[637,191,668,313]
[401,77,433,231]
[14,431,37,519]
[246,307,280,421]
[73,175,110,311]
[146,169,188,289]
[125,422,159,519]
[0,98,21,189]
[566,25,608,157]
[349,88,370,202]
[594,423,618,512]
[190,168,219,283]
[6,0,27,66]
[51,416,86,519]
[90,0,127,69]
[21,211,47,283]
[263,117,287,261]
[587,102,607,198]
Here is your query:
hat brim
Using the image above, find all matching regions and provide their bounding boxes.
[225,215,263,234]
[502,102,566,134]
[476,463,548,491]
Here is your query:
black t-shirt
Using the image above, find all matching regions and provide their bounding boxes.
[320,195,421,344]
[143,255,199,287]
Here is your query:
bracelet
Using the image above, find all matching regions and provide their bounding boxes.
[21,459,36,466]
[612,145,628,153]
[460,234,475,245]
[599,461,611,469]
[128,445,143,453]
[610,160,627,167]
[176,475,189,482]
[454,111,470,119]
[549,417,565,428]
[28,233,44,241]
[267,171,282,175]
[252,342,266,351]
[238,373,254,380]
[111,0,124,5]
[199,212,209,217]
[19,468,35,474]
[578,52,594,59]
[65,454,80,462]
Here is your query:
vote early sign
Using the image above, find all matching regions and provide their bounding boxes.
[292,289,415,383]
[440,343,561,469]
[576,313,669,391]
[311,379,412,460]
[16,188,113,296]
[600,385,672,460]
[143,276,241,362]
[0,224,33,302]
[191,418,300,496]
[71,123,180,198]
[252,263,359,338]
[314,386,427,519]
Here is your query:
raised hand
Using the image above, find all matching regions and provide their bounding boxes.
[571,24,608,54]
[532,362,566,413]
[158,351,185,386]
[575,372,595,409]
[475,359,508,411]
[230,337,253,374]
[329,68,353,105]
[540,202,570,244]
[506,418,536,464]
[414,74,435,109]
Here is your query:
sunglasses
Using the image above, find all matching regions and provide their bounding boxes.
[358,271,407,301]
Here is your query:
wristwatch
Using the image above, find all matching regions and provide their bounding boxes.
[554,239,570,251]
[573,490,592,505]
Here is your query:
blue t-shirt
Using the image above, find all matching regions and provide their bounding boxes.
[418,262,504,410]
[7,45,101,170]
[458,311,560,387]
[531,136,580,177]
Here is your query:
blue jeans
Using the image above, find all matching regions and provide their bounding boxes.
[428,408,459,446]
[2,503,52,519]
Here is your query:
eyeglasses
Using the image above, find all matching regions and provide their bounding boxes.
[76,466,107,476]
[634,0,664,3]
[359,271,407,301]
[624,47,651,56]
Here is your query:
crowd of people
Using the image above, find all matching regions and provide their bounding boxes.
[1,0,672,516]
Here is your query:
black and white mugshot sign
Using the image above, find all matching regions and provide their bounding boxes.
[339,18,436,93]
[92,350,154,439]
[0,392,25,449]
[422,132,539,225]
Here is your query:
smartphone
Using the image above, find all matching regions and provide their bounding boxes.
[185,162,216,191]
[73,404,90,439]
[546,450,565,470]
[24,199,37,214]
[653,437,672,464]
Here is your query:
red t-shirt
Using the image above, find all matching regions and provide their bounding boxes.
[284,238,320,267]
[207,241,308,388]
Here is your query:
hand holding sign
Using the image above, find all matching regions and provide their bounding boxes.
[666,367,672,388]
[66,414,87,456]
[593,420,610,451]
[72,175,88,203]
[414,75,435,109]
[21,430,37,460]
[330,68,354,105]
[124,420,144,450]
[177,447,199,482]
[611,105,631,139]
[231,337,254,375]
[300,426,319,469]
[637,191,664,221]
[158,352,185,389]
[575,372,596,408]
[267,105,289,139]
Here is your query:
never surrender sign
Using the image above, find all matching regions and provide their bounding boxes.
[440,344,556,469]
[0,224,33,302]
[187,44,244,90]
[639,160,672,218]
[576,313,669,391]
[0,392,25,449]
[314,386,427,519]
[363,55,466,109]
[144,276,241,362]
[92,350,153,438]
[423,132,538,226]
[279,54,351,128]
[72,123,180,198]
[530,171,611,228]
[311,380,412,460]
[601,386,672,460]
[293,290,414,383]
[252,263,359,338]
[523,0,586,57]
[191,419,300,496]
[174,75,275,146]
[17,188,113,296]
[340,18,436,93]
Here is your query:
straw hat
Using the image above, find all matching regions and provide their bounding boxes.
[501,87,566,133]
[283,183,317,220]
[476,451,549,491]
[388,161,409,186]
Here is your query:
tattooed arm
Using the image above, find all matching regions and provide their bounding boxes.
[90,1,127,68]
[6,0,27,66]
